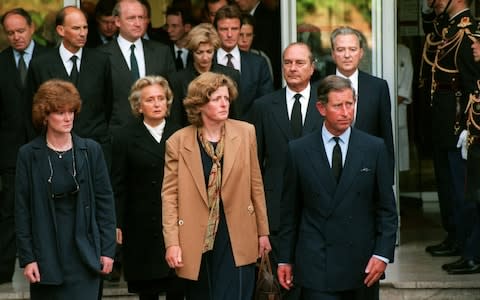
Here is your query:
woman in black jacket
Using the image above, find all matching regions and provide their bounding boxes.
[15,79,116,299]
[111,76,183,300]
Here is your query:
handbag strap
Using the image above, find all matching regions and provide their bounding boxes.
[258,251,273,276]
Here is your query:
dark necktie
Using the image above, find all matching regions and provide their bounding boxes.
[226,53,234,68]
[130,44,140,80]
[175,49,184,70]
[18,51,27,87]
[291,93,302,138]
[332,137,342,183]
[70,55,79,85]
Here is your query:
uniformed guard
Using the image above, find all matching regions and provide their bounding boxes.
[440,29,480,275]
[420,0,479,261]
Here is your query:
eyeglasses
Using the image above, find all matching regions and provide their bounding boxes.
[47,149,79,199]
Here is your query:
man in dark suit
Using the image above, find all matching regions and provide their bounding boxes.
[214,4,273,122]
[0,7,47,284]
[165,5,193,71]
[327,26,394,171]
[252,42,322,299]
[85,0,117,48]
[234,0,281,88]
[29,6,112,161]
[100,0,175,131]
[277,75,398,300]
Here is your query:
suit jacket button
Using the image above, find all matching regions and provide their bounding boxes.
[178,219,184,226]
[247,205,254,214]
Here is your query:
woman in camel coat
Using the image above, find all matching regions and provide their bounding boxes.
[162,72,270,299]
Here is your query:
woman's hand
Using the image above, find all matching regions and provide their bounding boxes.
[100,256,114,275]
[258,235,272,257]
[24,262,41,283]
[165,245,184,268]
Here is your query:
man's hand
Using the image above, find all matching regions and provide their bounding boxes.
[100,256,114,275]
[165,245,184,268]
[24,262,41,283]
[364,256,387,287]
[277,264,294,290]
[456,129,468,160]
[116,228,123,245]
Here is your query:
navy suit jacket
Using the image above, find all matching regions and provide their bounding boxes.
[252,85,323,232]
[278,127,397,292]
[0,44,47,171]
[28,47,112,144]
[100,38,175,131]
[216,50,273,122]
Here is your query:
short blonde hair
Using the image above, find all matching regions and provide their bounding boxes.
[185,23,221,51]
[32,79,82,131]
[128,76,173,118]
[184,72,238,127]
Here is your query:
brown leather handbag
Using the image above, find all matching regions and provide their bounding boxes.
[254,252,282,300]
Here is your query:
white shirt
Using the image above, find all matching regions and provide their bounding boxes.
[335,68,359,124]
[117,35,146,77]
[59,43,83,76]
[144,120,166,143]
[286,84,310,125]
[249,1,261,15]
[216,46,241,71]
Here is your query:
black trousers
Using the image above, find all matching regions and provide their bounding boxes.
[302,282,379,300]
[0,172,16,282]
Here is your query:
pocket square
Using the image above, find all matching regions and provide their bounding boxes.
[360,167,371,172]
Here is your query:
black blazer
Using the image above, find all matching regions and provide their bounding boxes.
[99,38,176,131]
[111,120,179,281]
[28,47,113,144]
[278,127,398,291]
[251,1,281,88]
[15,134,116,284]
[167,63,241,127]
[169,43,193,71]
[0,44,47,171]
[252,85,323,232]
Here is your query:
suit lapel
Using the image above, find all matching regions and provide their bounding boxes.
[306,130,337,199]
[333,129,364,206]
[270,89,291,139]
[354,71,369,129]
[109,40,131,74]
[5,48,24,90]
[221,120,240,187]
[131,122,165,159]
[303,86,322,134]
[48,51,70,80]
[182,127,209,206]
